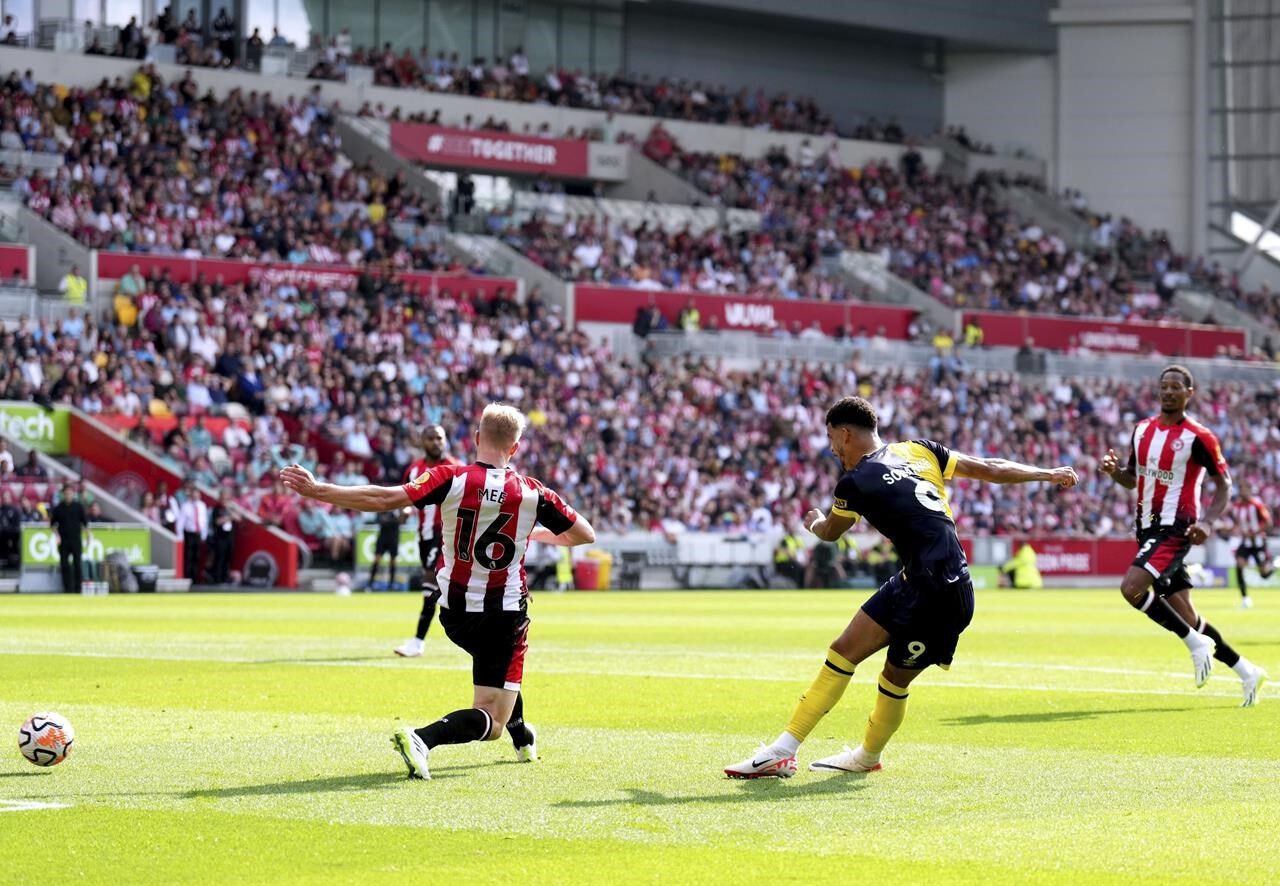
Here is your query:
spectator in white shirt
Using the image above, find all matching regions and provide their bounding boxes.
[174,480,210,584]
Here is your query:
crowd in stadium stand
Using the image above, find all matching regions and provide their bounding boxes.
[645,125,1186,321]
[3,66,447,264]
[10,59,1267,336]
[2,267,1278,562]
[498,211,855,303]
[67,6,880,140]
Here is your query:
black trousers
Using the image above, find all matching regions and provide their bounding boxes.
[184,532,203,584]
[0,530,18,567]
[59,545,82,593]
[210,534,232,584]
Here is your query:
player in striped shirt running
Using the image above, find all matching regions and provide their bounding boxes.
[281,404,596,777]
[1230,481,1277,609]
[1100,365,1266,706]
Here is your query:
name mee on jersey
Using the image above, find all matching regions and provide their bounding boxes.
[415,469,512,506]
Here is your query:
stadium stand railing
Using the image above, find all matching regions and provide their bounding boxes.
[511,191,760,235]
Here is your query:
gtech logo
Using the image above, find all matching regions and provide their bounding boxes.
[25,530,144,564]
[0,410,55,443]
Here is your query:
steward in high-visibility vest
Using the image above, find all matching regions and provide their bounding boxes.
[1002,542,1043,589]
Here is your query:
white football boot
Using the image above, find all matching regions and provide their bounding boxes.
[391,727,430,779]
[808,745,883,774]
[724,744,798,779]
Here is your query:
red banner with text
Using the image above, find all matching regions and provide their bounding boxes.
[962,311,1246,358]
[1013,537,1138,576]
[95,253,516,300]
[389,122,591,177]
[574,286,916,338]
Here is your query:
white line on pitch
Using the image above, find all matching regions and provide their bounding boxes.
[0,800,72,813]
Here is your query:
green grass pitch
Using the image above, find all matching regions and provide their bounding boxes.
[1,589,1277,885]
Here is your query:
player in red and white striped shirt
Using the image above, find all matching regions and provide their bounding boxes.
[1100,365,1266,705]
[281,404,596,778]
[393,425,461,658]
[1231,480,1277,609]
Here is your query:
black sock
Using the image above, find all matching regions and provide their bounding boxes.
[369,563,379,585]
[415,708,492,749]
[389,562,397,585]
[1196,617,1242,668]
[505,692,533,748]
[1133,590,1192,638]
[1237,566,1249,599]
[415,596,437,641]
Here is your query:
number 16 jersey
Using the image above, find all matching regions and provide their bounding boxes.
[829,439,967,580]
[403,461,579,612]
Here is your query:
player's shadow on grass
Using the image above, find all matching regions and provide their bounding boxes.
[0,771,51,778]
[941,706,1197,727]
[554,777,868,810]
[180,767,484,799]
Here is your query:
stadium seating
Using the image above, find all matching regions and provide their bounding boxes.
[4,66,445,265]
[648,126,1191,321]
[3,266,1277,552]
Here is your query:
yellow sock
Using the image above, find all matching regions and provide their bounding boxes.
[783,648,856,743]
[862,674,910,755]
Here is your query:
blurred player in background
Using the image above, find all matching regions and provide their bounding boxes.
[281,404,595,779]
[1099,365,1266,705]
[394,425,460,657]
[725,396,1078,778]
[1231,480,1277,609]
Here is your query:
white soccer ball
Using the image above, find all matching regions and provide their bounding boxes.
[334,571,352,596]
[18,712,75,767]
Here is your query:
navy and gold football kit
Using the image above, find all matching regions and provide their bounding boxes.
[831,440,973,669]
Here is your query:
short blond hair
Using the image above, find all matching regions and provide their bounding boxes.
[478,403,527,448]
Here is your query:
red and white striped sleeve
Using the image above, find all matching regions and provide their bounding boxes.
[1189,425,1229,479]
[403,464,458,509]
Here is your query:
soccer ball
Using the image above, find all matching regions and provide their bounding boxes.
[334,572,353,596]
[18,712,74,767]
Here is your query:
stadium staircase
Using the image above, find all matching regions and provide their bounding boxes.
[833,250,957,332]
[13,203,97,310]
[65,409,312,588]
[990,181,1095,250]
[335,115,447,206]
[602,147,708,205]
[446,231,569,312]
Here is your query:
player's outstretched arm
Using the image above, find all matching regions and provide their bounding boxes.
[279,464,412,512]
[952,453,1079,487]
[529,514,597,546]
